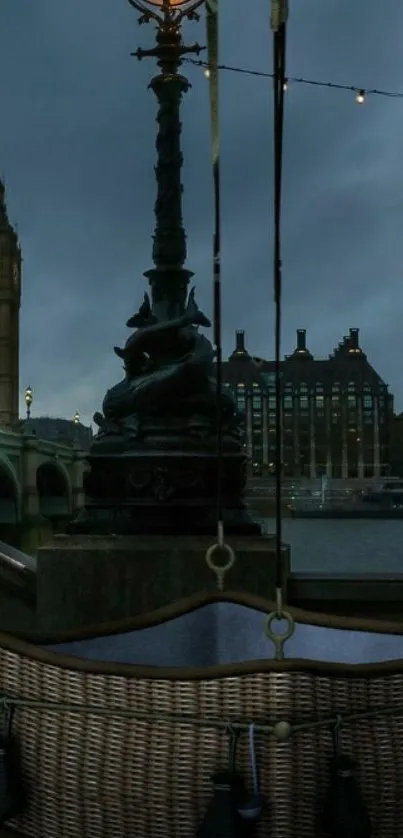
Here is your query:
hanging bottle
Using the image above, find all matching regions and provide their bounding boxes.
[322,719,371,838]
[197,728,247,838]
[236,724,265,824]
[0,703,27,825]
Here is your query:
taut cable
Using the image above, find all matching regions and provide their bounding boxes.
[0,694,400,740]
[273,11,286,606]
[207,0,223,537]
[204,0,235,590]
[265,0,295,658]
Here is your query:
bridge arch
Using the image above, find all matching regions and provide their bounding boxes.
[0,456,20,524]
[36,459,72,519]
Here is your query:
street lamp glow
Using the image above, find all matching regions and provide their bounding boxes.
[25,385,33,420]
[140,0,195,5]
[73,410,80,425]
[127,0,205,16]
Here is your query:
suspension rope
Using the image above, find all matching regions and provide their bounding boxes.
[204,0,235,590]
[272,3,287,606]
[263,0,295,656]
[206,0,223,534]
[0,694,400,741]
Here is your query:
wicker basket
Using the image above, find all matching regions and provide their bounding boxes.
[1,591,403,838]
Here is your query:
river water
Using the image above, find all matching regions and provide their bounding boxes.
[262,518,403,575]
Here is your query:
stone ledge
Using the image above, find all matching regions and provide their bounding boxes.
[36,533,290,633]
[45,532,280,551]
[289,570,403,601]
[289,571,403,620]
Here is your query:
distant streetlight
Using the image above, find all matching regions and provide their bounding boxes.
[73,410,80,442]
[25,386,33,420]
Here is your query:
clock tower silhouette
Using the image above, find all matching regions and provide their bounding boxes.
[0,179,21,426]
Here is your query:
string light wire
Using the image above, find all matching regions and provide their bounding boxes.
[186,58,403,101]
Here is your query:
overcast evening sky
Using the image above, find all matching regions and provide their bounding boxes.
[1,0,403,425]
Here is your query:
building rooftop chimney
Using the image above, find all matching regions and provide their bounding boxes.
[297,329,307,351]
[235,330,246,354]
[291,328,313,360]
[349,328,359,349]
[0,176,10,230]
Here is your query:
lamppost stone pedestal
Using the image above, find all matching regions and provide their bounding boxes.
[36,533,290,632]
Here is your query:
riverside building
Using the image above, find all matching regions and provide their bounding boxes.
[223,329,393,478]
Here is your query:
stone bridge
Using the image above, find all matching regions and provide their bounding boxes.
[0,427,88,529]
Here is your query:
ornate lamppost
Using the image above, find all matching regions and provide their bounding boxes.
[71,0,259,536]
[128,0,204,320]
[25,386,33,421]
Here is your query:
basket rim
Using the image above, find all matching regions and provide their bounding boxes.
[17,590,403,643]
[1,591,403,681]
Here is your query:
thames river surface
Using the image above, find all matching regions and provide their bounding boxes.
[262,518,403,575]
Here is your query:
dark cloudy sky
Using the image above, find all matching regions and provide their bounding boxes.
[1,0,403,424]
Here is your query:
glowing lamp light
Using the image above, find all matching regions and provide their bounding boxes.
[127,0,205,13]
[204,68,211,78]
[25,385,33,420]
[141,0,192,4]
[25,386,33,408]
[283,78,288,91]
[356,89,365,104]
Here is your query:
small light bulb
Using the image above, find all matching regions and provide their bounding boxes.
[204,68,211,79]
[356,89,365,104]
[283,79,288,91]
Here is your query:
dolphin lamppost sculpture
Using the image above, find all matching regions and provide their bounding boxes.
[71,0,259,536]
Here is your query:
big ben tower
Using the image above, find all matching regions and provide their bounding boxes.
[0,179,21,427]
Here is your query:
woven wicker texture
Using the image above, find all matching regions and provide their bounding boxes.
[0,643,402,838]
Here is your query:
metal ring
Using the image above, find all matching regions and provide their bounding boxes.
[265,609,295,660]
[205,542,235,589]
